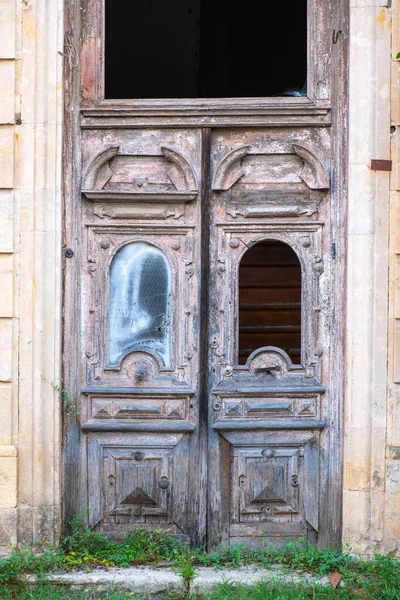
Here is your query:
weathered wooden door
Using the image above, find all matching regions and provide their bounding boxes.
[63,0,347,548]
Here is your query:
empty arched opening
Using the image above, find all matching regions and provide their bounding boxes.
[108,242,172,367]
[238,240,302,365]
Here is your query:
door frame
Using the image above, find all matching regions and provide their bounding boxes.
[62,0,348,548]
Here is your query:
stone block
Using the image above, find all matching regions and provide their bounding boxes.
[394,327,400,383]
[351,0,391,7]
[40,568,186,594]
[392,0,400,62]
[390,126,400,192]
[370,491,386,546]
[0,318,12,381]
[17,506,33,547]
[0,127,14,189]
[370,427,387,491]
[387,458,400,494]
[346,235,375,428]
[0,60,14,124]
[0,254,13,317]
[392,389,400,446]
[0,508,17,549]
[383,493,400,554]
[33,506,60,546]
[394,254,400,321]
[347,164,375,235]
[0,449,17,508]
[32,442,58,506]
[17,443,33,505]
[343,490,372,553]
[349,7,390,165]
[0,191,13,252]
[344,427,371,491]
[0,384,12,445]
[0,1,16,59]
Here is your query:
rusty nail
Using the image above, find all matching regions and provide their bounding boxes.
[332,29,342,44]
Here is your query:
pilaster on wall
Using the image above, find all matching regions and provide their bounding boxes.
[0,0,18,551]
[0,0,63,551]
[344,0,392,553]
[388,0,400,554]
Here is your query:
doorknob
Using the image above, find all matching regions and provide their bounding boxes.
[159,477,170,489]
[134,366,149,381]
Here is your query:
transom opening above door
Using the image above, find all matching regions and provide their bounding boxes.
[105,0,307,99]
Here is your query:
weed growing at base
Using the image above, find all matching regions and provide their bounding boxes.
[0,519,399,599]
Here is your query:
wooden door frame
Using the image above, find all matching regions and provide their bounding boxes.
[62,0,348,547]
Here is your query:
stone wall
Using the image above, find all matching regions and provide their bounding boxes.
[0,0,399,553]
[343,0,400,555]
[0,0,62,551]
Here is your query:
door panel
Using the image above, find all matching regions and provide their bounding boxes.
[87,432,191,537]
[207,129,331,546]
[74,129,204,541]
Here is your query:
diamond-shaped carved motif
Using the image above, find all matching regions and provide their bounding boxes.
[235,447,300,522]
[92,400,112,417]
[250,461,288,504]
[119,465,158,506]
[103,447,172,521]
[225,401,242,417]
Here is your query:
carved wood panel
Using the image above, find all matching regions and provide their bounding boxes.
[88,432,190,537]
[207,128,334,546]
[63,0,347,548]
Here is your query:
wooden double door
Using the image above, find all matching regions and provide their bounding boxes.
[63,122,344,548]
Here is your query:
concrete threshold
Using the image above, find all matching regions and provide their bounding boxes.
[27,565,332,595]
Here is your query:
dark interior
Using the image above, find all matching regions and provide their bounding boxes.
[105,0,308,99]
[238,240,302,365]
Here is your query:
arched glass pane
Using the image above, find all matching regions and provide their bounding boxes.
[238,240,302,365]
[108,242,171,367]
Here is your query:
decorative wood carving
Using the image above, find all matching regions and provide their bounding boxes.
[212,146,249,191]
[84,225,198,391]
[226,204,318,219]
[90,396,187,420]
[161,147,198,191]
[213,394,318,420]
[292,144,329,190]
[82,145,198,202]
[87,432,190,536]
[217,429,320,533]
[215,347,324,394]
[83,146,119,190]
[93,204,185,220]
[212,143,329,193]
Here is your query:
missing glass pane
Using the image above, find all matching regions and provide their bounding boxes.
[238,240,302,365]
[108,242,172,367]
[105,0,307,99]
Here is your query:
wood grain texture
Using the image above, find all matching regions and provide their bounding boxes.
[63,0,348,548]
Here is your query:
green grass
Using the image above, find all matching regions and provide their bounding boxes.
[0,520,399,599]
[204,580,352,599]
[0,587,135,600]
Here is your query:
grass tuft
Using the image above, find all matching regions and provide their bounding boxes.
[0,520,399,599]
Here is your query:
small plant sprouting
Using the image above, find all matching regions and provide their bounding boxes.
[174,550,197,589]
[45,379,80,417]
